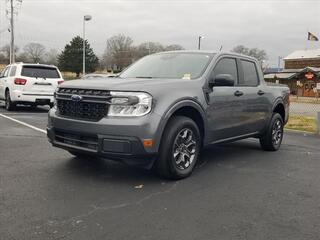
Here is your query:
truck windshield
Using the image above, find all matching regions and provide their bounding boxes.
[120,52,214,79]
[21,66,60,79]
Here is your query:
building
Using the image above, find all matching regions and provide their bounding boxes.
[264,49,320,97]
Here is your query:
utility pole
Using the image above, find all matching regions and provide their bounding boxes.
[10,0,15,64]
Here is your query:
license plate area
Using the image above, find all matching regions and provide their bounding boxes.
[35,99,50,104]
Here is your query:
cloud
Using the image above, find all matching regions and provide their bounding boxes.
[0,0,319,66]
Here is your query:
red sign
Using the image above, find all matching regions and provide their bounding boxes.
[305,72,314,79]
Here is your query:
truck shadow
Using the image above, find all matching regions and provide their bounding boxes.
[61,139,264,184]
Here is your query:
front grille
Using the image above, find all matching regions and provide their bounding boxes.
[56,88,111,121]
[55,130,98,151]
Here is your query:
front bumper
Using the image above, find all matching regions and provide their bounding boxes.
[47,108,162,168]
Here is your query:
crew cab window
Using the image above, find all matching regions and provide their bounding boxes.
[21,66,60,78]
[9,66,17,76]
[240,60,259,86]
[212,58,238,82]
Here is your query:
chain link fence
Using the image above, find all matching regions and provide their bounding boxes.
[287,95,320,133]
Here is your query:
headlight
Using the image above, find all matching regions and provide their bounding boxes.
[108,91,152,117]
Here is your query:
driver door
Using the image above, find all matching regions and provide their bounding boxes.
[206,57,248,142]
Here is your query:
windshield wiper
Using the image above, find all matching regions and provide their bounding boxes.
[134,76,153,79]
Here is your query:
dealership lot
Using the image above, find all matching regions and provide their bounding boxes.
[1,104,320,240]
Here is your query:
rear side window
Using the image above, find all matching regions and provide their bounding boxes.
[21,66,60,78]
[2,66,10,77]
[9,66,17,76]
[240,60,259,86]
[212,58,238,82]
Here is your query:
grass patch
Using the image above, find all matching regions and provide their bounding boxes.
[285,115,317,132]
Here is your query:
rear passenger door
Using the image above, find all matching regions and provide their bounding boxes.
[238,59,269,133]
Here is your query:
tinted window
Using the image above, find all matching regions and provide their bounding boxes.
[9,66,16,76]
[120,53,213,79]
[212,58,238,82]
[240,60,259,86]
[21,66,60,78]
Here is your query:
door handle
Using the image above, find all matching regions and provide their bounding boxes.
[257,90,265,95]
[234,90,244,97]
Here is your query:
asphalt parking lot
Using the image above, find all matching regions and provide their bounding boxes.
[1,104,320,240]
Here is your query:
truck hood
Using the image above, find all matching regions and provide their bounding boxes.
[60,77,197,93]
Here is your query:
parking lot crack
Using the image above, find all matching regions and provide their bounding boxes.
[38,182,178,232]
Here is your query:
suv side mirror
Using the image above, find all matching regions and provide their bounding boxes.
[209,74,235,87]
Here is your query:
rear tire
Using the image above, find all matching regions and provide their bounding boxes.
[5,90,15,111]
[154,116,201,180]
[259,113,284,151]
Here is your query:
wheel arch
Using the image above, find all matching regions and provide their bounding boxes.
[272,99,285,122]
[154,99,208,151]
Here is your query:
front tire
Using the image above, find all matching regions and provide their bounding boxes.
[154,116,201,180]
[5,90,15,111]
[260,113,284,151]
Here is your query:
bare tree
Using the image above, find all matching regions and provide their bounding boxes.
[0,44,19,63]
[135,42,164,59]
[232,45,267,62]
[103,34,134,71]
[23,42,46,63]
[44,48,58,65]
[164,44,184,51]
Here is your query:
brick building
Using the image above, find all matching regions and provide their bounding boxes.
[265,49,320,97]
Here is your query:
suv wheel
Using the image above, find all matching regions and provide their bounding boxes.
[154,116,201,180]
[260,113,284,151]
[5,90,16,111]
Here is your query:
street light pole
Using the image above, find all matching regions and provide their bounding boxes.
[198,36,204,50]
[83,15,92,77]
[10,0,14,64]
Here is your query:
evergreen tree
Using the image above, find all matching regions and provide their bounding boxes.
[58,36,99,77]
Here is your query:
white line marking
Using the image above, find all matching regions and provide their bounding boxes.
[0,113,46,134]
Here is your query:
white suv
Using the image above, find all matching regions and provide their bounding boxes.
[0,63,64,110]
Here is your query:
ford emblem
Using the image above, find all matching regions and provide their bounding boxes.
[71,95,82,102]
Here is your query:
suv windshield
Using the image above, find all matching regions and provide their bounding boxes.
[120,52,214,79]
[21,66,60,78]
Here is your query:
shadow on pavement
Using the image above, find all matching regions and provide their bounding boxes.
[56,139,264,184]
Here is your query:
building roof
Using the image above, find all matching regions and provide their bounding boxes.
[264,72,297,79]
[264,66,320,80]
[283,49,320,60]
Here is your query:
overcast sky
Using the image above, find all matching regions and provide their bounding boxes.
[0,0,319,67]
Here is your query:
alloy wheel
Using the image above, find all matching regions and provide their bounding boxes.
[173,128,197,170]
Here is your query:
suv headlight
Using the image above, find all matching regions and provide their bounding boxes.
[108,91,152,117]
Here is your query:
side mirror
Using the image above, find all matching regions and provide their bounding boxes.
[209,74,235,87]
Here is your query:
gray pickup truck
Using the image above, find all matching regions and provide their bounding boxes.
[47,51,289,179]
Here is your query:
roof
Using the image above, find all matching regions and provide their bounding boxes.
[8,62,57,68]
[284,49,320,60]
[264,66,320,79]
[264,72,297,79]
